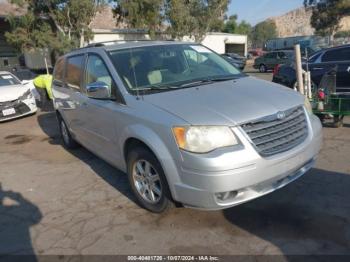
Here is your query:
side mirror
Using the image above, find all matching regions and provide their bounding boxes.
[86,81,110,99]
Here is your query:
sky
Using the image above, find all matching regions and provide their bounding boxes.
[228,0,304,26]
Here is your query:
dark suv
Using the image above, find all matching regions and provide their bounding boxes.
[273,45,350,93]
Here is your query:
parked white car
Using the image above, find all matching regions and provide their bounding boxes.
[0,71,37,122]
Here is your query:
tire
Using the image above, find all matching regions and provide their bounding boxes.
[58,116,79,149]
[259,64,267,73]
[127,146,173,213]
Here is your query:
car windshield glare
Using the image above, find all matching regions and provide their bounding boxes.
[0,73,21,86]
[108,44,242,93]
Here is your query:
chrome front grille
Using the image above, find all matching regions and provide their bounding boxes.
[241,106,308,156]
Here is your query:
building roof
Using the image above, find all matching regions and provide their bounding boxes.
[90,5,168,32]
[90,5,124,30]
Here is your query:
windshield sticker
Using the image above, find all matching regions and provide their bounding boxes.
[1,75,14,79]
[190,45,212,53]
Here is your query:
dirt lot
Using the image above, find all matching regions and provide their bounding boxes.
[0,71,349,257]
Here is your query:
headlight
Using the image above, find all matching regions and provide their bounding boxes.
[19,89,33,101]
[304,97,313,115]
[172,126,239,153]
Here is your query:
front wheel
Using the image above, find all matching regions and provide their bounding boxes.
[127,147,173,213]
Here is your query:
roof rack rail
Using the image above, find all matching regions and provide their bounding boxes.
[84,39,175,48]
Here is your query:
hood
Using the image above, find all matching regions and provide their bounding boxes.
[143,76,304,125]
[0,84,29,103]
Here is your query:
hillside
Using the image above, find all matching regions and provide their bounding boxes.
[268,7,350,38]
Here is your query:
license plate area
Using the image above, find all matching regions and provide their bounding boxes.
[2,108,16,116]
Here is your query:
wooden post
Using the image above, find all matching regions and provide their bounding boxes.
[294,44,304,95]
[44,57,49,75]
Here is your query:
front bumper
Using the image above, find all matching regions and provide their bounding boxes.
[0,97,37,122]
[170,114,322,210]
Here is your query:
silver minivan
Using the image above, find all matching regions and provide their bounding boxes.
[52,41,322,213]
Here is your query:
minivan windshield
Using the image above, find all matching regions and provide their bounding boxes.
[109,44,244,93]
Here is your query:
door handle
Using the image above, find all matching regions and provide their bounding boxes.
[312,67,324,70]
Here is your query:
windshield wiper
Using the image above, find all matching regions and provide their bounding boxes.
[179,79,213,88]
[179,76,238,88]
[133,84,179,92]
[209,76,241,82]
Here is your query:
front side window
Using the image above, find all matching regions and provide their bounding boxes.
[322,48,350,62]
[0,73,21,86]
[66,55,84,90]
[85,54,115,95]
[109,44,242,93]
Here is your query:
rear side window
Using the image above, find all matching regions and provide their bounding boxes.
[278,52,286,59]
[66,55,85,90]
[322,48,350,62]
[53,57,65,82]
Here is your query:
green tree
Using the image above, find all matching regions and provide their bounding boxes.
[5,0,106,53]
[5,12,72,53]
[304,0,350,42]
[113,0,165,39]
[236,20,252,35]
[223,15,238,33]
[251,20,277,48]
[334,30,350,38]
[165,0,229,42]
[222,15,251,36]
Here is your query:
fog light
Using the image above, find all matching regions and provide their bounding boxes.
[215,191,238,202]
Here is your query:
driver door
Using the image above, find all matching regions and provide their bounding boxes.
[78,53,123,164]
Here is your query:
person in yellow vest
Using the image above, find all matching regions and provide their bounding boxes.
[33,74,53,110]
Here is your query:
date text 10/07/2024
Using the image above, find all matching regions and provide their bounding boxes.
[127,256,220,261]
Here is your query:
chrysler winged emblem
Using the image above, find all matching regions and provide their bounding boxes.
[276,111,286,120]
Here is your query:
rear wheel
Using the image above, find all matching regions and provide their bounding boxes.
[58,116,79,149]
[259,64,267,73]
[127,146,173,213]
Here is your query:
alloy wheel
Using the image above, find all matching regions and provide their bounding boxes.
[132,160,162,204]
